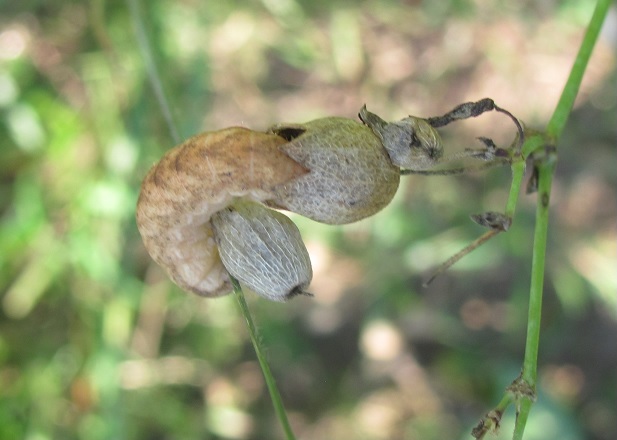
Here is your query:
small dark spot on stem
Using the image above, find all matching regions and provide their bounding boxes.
[542,192,550,207]
[526,166,539,194]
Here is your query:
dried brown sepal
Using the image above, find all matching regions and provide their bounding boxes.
[470,212,512,231]
[471,409,503,439]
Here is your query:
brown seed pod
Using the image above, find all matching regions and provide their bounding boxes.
[136,107,447,300]
[136,128,308,298]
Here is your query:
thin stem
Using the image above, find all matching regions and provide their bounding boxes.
[231,278,296,440]
[511,1,610,437]
[472,393,514,439]
[423,228,502,286]
[513,150,556,440]
[127,1,295,437]
[401,158,509,176]
[505,132,543,221]
[546,0,612,141]
[512,398,534,440]
[522,161,554,383]
[126,0,181,144]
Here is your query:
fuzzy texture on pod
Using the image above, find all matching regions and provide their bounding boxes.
[211,200,312,301]
[137,107,441,300]
[268,117,401,224]
[136,128,308,297]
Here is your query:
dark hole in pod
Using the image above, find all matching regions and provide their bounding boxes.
[271,127,307,141]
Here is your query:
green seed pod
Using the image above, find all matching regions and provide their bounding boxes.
[211,201,312,302]
[268,116,401,225]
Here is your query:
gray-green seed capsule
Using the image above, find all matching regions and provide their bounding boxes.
[211,200,312,302]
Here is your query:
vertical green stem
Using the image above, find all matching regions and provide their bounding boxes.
[519,0,609,405]
[513,151,556,440]
[504,1,610,438]
[231,278,296,440]
[127,0,181,144]
[512,4,610,438]
[521,159,554,384]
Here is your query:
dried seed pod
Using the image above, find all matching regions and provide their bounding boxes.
[136,107,448,300]
[136,128,307,298]
[211,200,312,301]
[268,117,401,224]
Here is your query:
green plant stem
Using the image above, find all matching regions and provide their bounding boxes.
[504,131,546,221]
[512,150,556,440]
[521,158,555,385]
[231,278,296,440]
[546,0,612,141]
[511,1,610,438]
[127,0,181,144]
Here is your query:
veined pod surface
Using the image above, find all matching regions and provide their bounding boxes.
[268,117,401,225]
[211,200,312,302]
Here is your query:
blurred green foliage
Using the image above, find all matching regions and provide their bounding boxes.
[0,0,615,439]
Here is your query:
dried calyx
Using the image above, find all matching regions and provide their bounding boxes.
[358,105,443,171]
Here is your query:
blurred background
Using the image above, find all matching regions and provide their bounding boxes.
[0,0,615,439]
